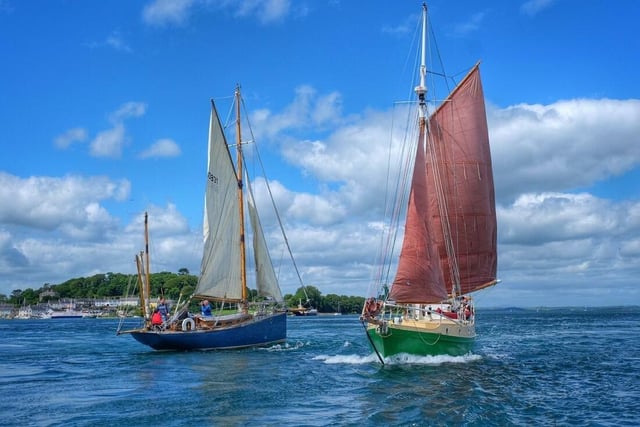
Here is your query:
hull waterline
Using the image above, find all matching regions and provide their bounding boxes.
[129,312,286,351]
[366,320,475,357]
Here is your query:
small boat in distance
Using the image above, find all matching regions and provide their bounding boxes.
[361,4,499,362]
[49,309,84,319]
[288,300,318,316]
[118,87,295,350]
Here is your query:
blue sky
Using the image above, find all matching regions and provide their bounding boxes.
[0,0,639,307]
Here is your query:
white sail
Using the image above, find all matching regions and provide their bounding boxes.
[247,189,284,302]
[196,101,243,300]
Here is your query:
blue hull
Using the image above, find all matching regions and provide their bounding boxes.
[129,312,286,351]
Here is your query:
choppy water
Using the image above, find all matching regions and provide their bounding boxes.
[1,307,638,426]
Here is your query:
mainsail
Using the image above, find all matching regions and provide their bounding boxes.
[389,65,497,303]
[196,100,242,300]
[427,65,497,296]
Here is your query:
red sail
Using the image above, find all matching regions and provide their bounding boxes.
[426,65,497,295]
[390,123,448,303]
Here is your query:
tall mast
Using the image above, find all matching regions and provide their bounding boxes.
[235,86,248,307]
[415,3,428,121]
[144,211,151,311]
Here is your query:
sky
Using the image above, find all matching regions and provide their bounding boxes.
[0,0,639,308]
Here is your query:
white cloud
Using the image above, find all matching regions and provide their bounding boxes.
[139,139,181,159]
[234,0,291,24]
[89,102,147,158]
[142,0,195,27]
[0,200,199,295]
[250,85,344,139]
[488,99,640,202]
[105,30,133,53]
[90,123,127,158]
[498,192,622,245]
[54,127,88,149]
[109,102,147,124]
[0,172,130,233]
[142,0,292,28]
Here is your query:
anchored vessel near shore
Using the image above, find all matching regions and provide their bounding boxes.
[118,87,292,350]
[361,4,499,362]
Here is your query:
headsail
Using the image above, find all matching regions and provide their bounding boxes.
[426,65,497,296]
[247,189,284,302]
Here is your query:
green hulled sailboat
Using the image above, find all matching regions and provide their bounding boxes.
[361,4,498,362]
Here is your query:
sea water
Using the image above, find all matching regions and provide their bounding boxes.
[0,307,638,426]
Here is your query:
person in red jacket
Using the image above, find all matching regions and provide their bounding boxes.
[151,309,163,326]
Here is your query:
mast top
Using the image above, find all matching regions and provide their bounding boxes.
[414,3,428,112]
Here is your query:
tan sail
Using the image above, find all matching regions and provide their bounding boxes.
[196,99,243,301]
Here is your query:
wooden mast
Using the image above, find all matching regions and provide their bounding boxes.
[135,252,146,318]
[235,86,248,309]
[144,211,152,309]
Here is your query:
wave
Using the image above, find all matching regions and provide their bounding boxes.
[313,352,482,365]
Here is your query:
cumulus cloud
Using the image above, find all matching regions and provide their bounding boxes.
[89,102,147,158]
[90,123,126,158]
[0,199,199,294]
[488,99,640,203]
[499,192,627,245]
[0,172,129,234]
[139,139,181,159]
[250,85,344,139]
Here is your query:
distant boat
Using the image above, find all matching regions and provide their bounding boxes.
[288,299,318,316]
[118,87,292,351]
[46,304,90,318]
[361,4,499,362]
[49,309,84,319]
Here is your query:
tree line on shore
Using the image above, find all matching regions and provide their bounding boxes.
[1,269,365,314]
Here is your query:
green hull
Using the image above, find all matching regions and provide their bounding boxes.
[366,323,475,357]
